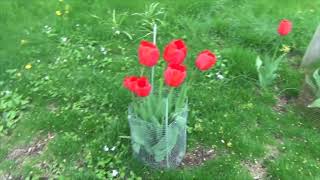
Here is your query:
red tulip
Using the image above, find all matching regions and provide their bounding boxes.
[164,63,187,87]
[138,40,160,67]
[134,77,152,97]
[195,50,217,71]
[123,76,138,92]
[278,19,292,36]
[163,39,187,64]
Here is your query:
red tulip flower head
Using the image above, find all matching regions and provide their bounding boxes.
[164,63,187,87]
[138,40,160,67]
[133,77,152,97]
[123,76,138,92]
[163,39,187,64]
[278,19,292,36]
[195,50,217,71]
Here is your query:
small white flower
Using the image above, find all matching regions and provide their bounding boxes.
[87,55,92,59]
[100,47,107,55]
[44,76,50,80]
[111,169,119,177]
[43,25,52,33]
[37,59,41,63]
[217,74,224,80]
[216,72,224,80]
[221,139,225,144]
[103,145,109,152]
[4,90,11,95]
[76,24,80,27]
[61,37,68,43]
[115,30,120,35]
[111,146,116,151]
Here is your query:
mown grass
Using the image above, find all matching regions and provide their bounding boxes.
[1,0,320,179]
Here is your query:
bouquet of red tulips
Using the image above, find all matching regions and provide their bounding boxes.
[123,26,217,168]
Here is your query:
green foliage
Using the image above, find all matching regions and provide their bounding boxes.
[81,142,141,179]
[223,47,257,78]
[129,105,187,163]
[306,68,320,108]
[256,55,284,89]
[129,88,188,165]
[309,99,320,108]
[131,87,187,124]
[132,2,166,37]
[91,9,133,40]
[0,89,29,136]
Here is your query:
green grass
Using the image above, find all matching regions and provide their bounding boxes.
[1,0,320,179]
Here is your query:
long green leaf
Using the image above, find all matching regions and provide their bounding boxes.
[308,98,320,108]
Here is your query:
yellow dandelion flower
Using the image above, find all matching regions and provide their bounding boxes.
[25,64,32,70]
[280,45,291,53]
[56,10,62,16]
[227,142,232,148]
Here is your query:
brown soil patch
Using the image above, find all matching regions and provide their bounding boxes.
[287,51,303,69]
[297,82,315,107]
[243,160,267,180]
[6,132,55,164]
[296,82,320,123]
[243,142,281,180]
[47,102,59,113]
[264,144,280,161]
[273,96,289,113]
[180,145,216,167]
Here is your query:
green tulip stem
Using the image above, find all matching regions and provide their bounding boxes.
[140,67,145,76]
[272,37,283,61]
[151,68,155,91]
[165,93,169,168]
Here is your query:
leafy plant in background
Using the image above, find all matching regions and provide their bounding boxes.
[256,19,292,89]
[123,26,218,167]
[306,68,320,108]
[91,10,133,40]
[132,3,166,38]
[0,89,29,136]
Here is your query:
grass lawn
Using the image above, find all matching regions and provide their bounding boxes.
[1,0,320,179]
